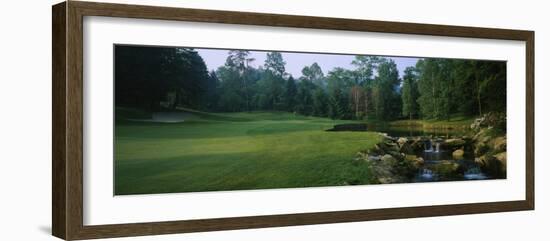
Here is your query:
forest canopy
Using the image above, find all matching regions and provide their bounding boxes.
[114,45,506,121]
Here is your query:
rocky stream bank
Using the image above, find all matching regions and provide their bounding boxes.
[355,113,507,184]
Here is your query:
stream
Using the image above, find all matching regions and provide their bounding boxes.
[330,123,491,182]
[371,125,489,182]
[413,138,487,182]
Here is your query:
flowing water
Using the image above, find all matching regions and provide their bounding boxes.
[331,123,490,182]
[413,138,488,182]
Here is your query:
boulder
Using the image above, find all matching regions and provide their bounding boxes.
[492,137,507,152]
[381,154,398,164]
[370,144,385,155]
[476,154,506,178]
[474,142,490,156]
[405,155,424,168]
[399,142,415,155]
[493,152,507,167]
[397,137,408,147]
[432,160,461,179]
[367,155,382,162]
[452,149,464,159]
[384,141,399,150]
[388,151,404,161]
[404,154,417,162]
[471,112,506,130]
[415,157,425,166]
[473,128,489,141]
[443,138,466,149]
[475,156,487,166]
[410,140,425,153]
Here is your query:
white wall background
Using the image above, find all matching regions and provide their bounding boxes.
[0,0,547,240]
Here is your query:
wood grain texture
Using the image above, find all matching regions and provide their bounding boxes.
[525,32,535,209]
[52,2,67,240]
[51,1,535,240]
[71,1,532,40]
[73,201,530,240]
[66,2,85,240]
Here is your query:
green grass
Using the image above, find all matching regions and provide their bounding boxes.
[115,110,382,195]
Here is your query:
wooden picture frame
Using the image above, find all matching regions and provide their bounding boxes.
[52,1,534,240]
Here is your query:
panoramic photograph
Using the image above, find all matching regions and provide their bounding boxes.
[114,45,507,195]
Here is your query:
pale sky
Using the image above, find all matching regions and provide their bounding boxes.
[196,48,419,78]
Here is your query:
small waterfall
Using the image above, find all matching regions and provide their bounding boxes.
[464,167,488,180]
[424,140,433,152]
[435,142,440,153]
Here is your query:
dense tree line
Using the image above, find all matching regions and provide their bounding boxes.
[413,59,506,120]
[115,45,210,111]
[115,46,506,121]
[205,52,405,120]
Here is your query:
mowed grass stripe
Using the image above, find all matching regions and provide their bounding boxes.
[115,111,381,195]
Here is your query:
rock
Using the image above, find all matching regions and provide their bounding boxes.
[405,155,424,168]
[410,140,425,153]
[381,133,397,141]
[388,151,404,161]
[480,135,492,144]
[473,128,489,141]
[379,142,399,155]
[493,152,507,167]
[443,138,466,148]
[433,160,461,178]
[369,154,407,184]
[368,155,382,162]
[476,154,506,178]
[471,116,485,130]
[415,157,425,166]
[404,154,417,162]
[474,142,490,156]
[399,142,414,155]
[452,149,464,159]
[492,137,507,152]
[377,177,394,184]
[397,137,408,147]
[384,141,399,149]
[381,154,397,164]
[475,156,486,166]
[370,144,385,155]
[471,112,506,130]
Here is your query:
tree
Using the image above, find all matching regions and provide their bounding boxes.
[479,61,506,113]
[372,59,401,120]
[401,66,419,119]
[351,56,384,86]
[264,52,286,77]
[256,52,288,110]
[312,88,328,117]
[295,79,315,115]
[203,71,220,111]
[301,63,325,87]
[227,50,255,111]
[414,58,506,120]
[227,50,254,74]
[114,46,209,111]
[284,76,298,111]
[216,61,244,111]
[416,59,437,119]
[328,88,350,119]
[350,85,366,119]
[351,56,386,119]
